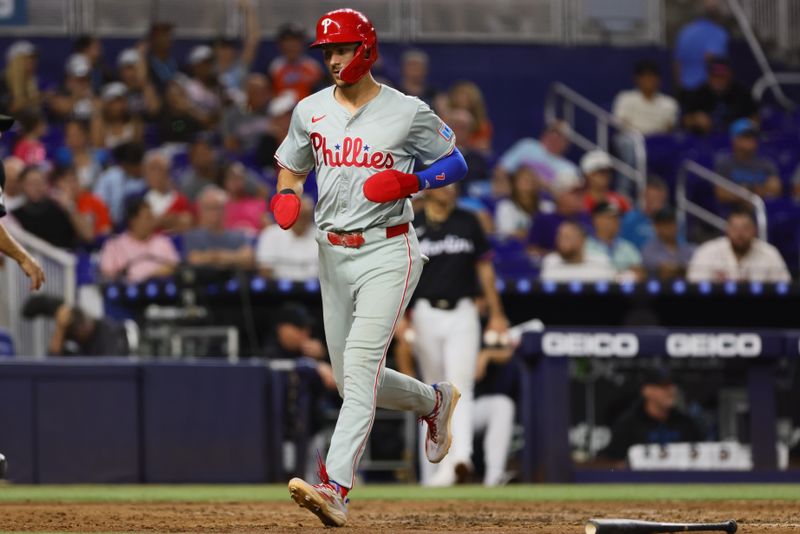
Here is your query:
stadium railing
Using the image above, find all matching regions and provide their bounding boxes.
[728,0,795,110]
[3,0,665,45]
[676,159,769,241]
[544,82,648,207]
[0,223,76,359]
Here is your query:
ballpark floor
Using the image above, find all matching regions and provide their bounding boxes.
[0,484,798,532]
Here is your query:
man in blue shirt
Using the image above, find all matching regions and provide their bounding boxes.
[642,208,695,280]
[713,118,782,203]
[620,177,669,250]
[93,142,147,227]
[674,4,729,90]
[585,201,644,279]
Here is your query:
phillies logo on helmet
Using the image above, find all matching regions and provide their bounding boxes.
[321,18,338,34]
[310,133,395,169]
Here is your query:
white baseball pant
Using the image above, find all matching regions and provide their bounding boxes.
[473,394,515,486]
[412,298,480,486]
[318,226,437,489]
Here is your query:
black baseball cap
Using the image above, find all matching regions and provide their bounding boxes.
[642,367,673,386]
[591,201,622,217]
[277,23,306,41]
[276,302,313,328]
[0,115,14,132]
[652,207,677,223]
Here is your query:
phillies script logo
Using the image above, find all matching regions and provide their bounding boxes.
[311,133,395,169]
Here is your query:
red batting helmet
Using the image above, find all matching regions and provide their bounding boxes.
[310,9,378,84]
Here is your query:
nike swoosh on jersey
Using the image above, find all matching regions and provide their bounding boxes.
[312,115,327,123]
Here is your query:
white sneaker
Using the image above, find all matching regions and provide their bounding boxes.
[420,382,461,464]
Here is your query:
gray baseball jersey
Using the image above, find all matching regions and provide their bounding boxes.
[274,84,456,232]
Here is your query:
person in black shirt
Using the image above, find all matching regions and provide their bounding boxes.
[680,57,757,135]
[0,116,45,290]
[409,183,509,486]
[263,302,337,479]
[12,165,93,249]
[23,295,128,356]
[600,368,704,463]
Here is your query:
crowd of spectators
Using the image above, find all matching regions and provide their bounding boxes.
[0,0,796,301]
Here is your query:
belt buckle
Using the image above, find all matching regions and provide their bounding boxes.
[327,232,365,248]
[434,299,450,310]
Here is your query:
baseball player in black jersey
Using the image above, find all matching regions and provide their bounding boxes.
[409,184,508,485]
[0,115,45,290]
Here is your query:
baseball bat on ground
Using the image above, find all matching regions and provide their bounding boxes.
[585,518,738,533]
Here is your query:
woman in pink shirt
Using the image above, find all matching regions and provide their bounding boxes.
[222,161,267,237]
[99,197,180,283]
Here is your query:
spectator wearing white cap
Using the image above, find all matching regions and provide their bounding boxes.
[2,40,41,115]
[49,53,97,122]
[687,209,790,283]
[73,35,112,94]
[255,90,299,168]
[222,73,272,154]
[179,45,222,124]
[90,82,143,149]
[585,201,644,280]
[117,47,161,118]
[581,150,631,214]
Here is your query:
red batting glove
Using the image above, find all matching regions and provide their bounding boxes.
[363,170,421,203]
[269,190,301,230]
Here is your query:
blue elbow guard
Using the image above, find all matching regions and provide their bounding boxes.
[416,148,468,190]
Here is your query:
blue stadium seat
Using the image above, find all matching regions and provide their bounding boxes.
[490,237,537,277]
[0,328,15,357]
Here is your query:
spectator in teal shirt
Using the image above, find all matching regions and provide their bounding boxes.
[586,201,644,280]
[620,178,669,250]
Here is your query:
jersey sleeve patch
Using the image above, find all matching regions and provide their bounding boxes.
[438,122,454,142]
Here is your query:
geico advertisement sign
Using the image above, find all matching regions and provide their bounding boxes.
[666,333,761,357]
[542,333,638,357]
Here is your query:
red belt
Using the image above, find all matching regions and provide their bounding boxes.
[327,223,409,248]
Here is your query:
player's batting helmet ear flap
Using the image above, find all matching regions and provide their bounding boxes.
[310,8,378,84]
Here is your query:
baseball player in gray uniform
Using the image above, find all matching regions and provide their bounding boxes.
[272,9,469,527]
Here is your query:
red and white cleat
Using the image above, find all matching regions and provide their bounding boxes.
[420,382,461,464]
[288,460,349,527]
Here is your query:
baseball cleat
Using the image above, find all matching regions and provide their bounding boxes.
[288,477,349,527]
[421,382,461,463]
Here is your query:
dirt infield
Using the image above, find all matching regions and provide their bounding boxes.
[1,499,798,533]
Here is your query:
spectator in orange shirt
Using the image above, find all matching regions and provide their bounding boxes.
[51,165,112,240]
[268,23,323,100]
[448,80,492,153]
[580,150,631,214]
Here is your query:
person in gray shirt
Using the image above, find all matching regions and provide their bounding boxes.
[183,186,254,270]
[642,208,695,280]
[713,118,782,204]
